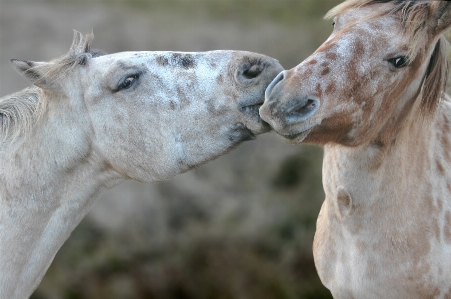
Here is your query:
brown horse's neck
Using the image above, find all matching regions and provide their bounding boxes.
[322,98,442,211]
[317,101,451,297]
[374,83,428,149]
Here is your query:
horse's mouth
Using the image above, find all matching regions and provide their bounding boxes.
[281,128,312,142]
[283,132,304,140]
[240,103,263,118]
[237,100,270,133]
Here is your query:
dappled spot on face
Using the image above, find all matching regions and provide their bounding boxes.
[321,67,330,76]
[216,74,224,84]
[171,53,196,69]
[316,83,323,98]
[155,54,196,69]
[156,56,169,67]
[325,52,337,61]
[325,82,336,94]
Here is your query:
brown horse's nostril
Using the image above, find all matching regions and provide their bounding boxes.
[291,99,318,115]
[265,70,285,100]
[286,97,320,124]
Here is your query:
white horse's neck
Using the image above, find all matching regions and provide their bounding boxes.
[0,103,120,299]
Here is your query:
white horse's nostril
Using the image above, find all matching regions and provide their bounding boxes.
[242,64,262,79]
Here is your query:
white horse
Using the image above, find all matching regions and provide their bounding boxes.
[0,32,282,299]
[261,0,451,298]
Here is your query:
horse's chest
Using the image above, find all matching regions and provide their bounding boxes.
[313,201,377,297]
[314,198,451,299]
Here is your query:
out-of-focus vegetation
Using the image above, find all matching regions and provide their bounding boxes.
[33,145,329,299]
[0,0,343,298]
[100,0,340,26]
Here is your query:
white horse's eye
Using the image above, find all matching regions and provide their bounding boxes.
[332,21,336,27]
[387,56,408,69]
[117,74,140,91]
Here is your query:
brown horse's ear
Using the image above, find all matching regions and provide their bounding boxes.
[10,59,54,89]
[430,1,451,36]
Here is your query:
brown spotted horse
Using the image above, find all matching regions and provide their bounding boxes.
[260,1,451,298]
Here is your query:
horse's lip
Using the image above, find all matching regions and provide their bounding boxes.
[240,102,264,112]
[238,100,272,135]
[283,132,303,140]
[281,128,312,141]
[239,101,266,121]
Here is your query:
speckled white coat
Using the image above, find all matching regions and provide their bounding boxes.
[0,32,282,299]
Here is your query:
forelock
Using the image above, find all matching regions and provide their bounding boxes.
[326,0,434,61]
[34,31,95,83]
[325,0,450,116]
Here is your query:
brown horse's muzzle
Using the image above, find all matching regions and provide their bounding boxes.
[260,70,320,132]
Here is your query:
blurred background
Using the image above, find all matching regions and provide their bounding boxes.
[0,0,341,298]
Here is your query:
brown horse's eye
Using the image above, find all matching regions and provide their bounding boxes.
[388,56,408,69]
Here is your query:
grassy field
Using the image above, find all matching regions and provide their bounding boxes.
[0,0,343,298]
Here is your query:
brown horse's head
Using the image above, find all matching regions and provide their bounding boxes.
[260,0,451,147]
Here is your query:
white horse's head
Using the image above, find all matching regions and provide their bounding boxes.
[10,32,283,182]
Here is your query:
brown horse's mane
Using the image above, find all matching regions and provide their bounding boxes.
[326,0,449,116]
[0,32,98,143]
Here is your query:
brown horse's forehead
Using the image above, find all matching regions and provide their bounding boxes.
[329,7,404,49]
[286,8,410,108]
[313,16,405,64]
[336,5,401,28]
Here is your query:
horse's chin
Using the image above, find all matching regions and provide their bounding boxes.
[240,102,273,134]
[248,119,272,136]
[279,127,312,144]
[227,123,256,144]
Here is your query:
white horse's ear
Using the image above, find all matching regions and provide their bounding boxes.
[10,59,51,89]
[430,1,451,35]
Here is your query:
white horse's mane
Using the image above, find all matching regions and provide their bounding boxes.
[0,87,43,143]
[0,31,96,143]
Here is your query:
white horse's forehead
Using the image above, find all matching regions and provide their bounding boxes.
[86,51,239,113]
[91,50,234,73]
[88,51,236,98]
